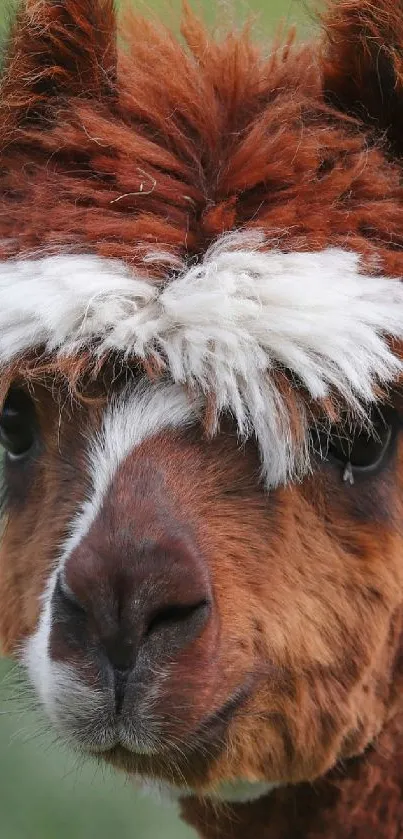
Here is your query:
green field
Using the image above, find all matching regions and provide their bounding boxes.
[0,2,313,837]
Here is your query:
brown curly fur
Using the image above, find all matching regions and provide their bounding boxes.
[1,2,403,838]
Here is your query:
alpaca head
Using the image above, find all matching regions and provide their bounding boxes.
[0,0,403,801]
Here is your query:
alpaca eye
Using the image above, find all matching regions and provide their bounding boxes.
[326,405,398,477]
[0,389,38,460]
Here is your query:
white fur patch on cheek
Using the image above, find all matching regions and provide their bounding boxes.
[22,570,58,716]
[22,570,116,749]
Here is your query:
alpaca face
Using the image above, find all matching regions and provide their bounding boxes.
[1,376,402,794]
[1,0,403,802]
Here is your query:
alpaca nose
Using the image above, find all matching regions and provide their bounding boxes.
[51,535,211,709]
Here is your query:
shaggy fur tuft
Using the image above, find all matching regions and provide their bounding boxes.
[1,234,403,484]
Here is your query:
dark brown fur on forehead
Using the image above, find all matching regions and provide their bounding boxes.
[323,0,403,156]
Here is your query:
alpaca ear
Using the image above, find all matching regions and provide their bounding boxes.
[322,0,403,155]
[1,0,116,125]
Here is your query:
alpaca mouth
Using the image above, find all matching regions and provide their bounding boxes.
[64,676,257,792]
[89,735,210,791]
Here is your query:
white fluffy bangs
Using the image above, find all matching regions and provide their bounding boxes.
[0,230,402,487]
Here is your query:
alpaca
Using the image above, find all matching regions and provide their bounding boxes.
[1,0,403,836]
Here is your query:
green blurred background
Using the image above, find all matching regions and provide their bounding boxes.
[0,2,314,837]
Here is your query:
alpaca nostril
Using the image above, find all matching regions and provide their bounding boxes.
[106,602,210,715]
[54,573,86,614]
[146,599,210,638]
